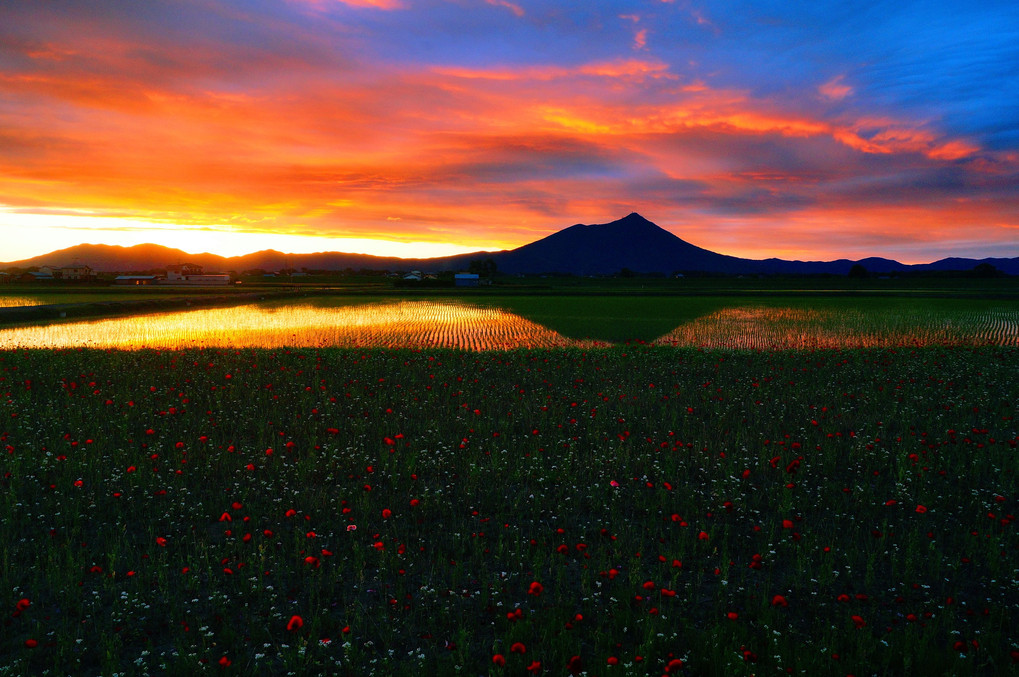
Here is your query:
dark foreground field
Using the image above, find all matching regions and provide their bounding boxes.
[2,346,1017,675]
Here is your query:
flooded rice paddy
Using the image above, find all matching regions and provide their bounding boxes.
[0,296,1016,349]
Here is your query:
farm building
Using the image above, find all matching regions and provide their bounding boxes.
[36,263,95,280]
[60,262,94,280]
[19,271,54,282]
[161,263,230,285]
[454,273,480,287]
[114,275,158,285]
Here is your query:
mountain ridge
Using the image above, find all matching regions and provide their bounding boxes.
[3,213,1016,276]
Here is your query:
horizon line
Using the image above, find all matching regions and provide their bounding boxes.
[2,237,1013,270]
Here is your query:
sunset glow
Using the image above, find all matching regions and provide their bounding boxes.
[1,2,1017,263]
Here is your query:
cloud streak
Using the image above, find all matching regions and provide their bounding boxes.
[0,0,1017,262]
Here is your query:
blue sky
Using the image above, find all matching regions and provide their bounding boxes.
[1,0,1017,262]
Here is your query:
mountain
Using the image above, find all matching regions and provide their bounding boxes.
[0,242,484,275]
[493,212,743,275]
[5,243,228,273]
[3,213,1017,276]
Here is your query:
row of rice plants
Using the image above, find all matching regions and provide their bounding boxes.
[2,300,1017,350]
[0,297,39,308]
[654,307,1019,349]
[0,301,602,350]
[1,346,1017,675]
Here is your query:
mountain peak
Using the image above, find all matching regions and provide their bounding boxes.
[620,212,651,224]
[599,212,655,230]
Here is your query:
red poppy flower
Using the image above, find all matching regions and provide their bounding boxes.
[287,615,304,631]
[492,654,506,666]
[851,615,866,628]
[24,639,37,648]
[510,642,526,654]
[915,504,928,513]
[528,581,543,596]
[771,594,788,607]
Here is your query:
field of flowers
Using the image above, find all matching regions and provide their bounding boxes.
[1,345,1017,675]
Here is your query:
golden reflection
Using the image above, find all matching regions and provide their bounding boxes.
[652,306,1019,349]
[0,300,604,350]
[0,301,1015,350]
[0,297,40,308]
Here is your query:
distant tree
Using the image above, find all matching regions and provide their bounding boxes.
[972,262,1002,278]
[468,258,498,278]
[618,267,635,278]
[848,264,869,279]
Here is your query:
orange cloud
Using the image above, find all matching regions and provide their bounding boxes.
[296,0,404,9]
[432,58,673,82]
[485,0,525,17]
[0,27,1009,263]
[819,75,852,101]
[633,28,648,50]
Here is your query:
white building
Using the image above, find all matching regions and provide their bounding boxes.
[161,263,230,285]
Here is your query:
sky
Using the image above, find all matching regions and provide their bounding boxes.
[1,0,1018,264]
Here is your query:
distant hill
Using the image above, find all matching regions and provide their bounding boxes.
[3,213,1017,276]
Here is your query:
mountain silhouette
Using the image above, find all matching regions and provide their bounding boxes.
[495,212,743,275]
[3,213,1016,276]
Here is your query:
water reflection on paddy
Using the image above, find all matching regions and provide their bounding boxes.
[653,306,1019,349]
[0,296,41,308]
[0,298,1015,350]
[0,299,605,350]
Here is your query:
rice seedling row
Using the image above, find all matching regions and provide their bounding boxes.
[1,299,1017,351]
[1,345,1016,675]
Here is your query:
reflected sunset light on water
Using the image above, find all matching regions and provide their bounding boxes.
[0,299,1015,350]
[652,306,1019,349]
[0,300,600,350]
[0,297,40,309]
